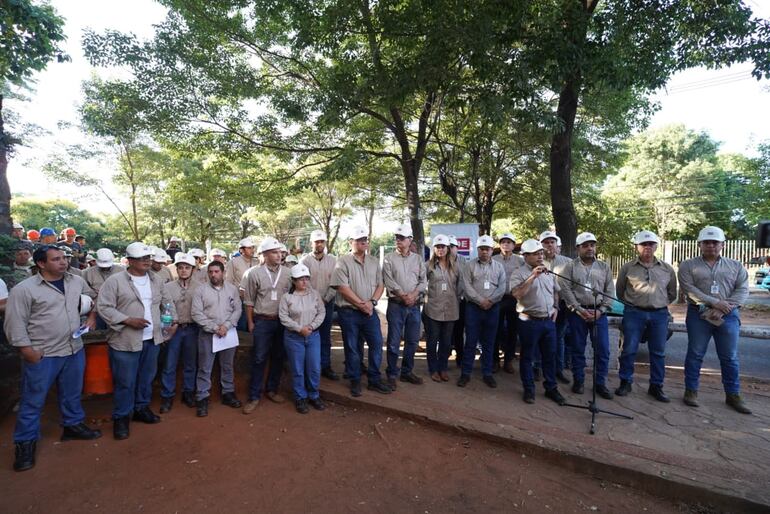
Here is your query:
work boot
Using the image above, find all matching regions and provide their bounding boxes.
[132,406,161,424]
[457,374,470,388]
[615,380,632,397]
[295,398,309,414]
[522,389,535,404]
[555,371,570,384]
[503,360,515,374]
[367,381,392,394]
[430,372,442,382]
[159,397,173,413]
[309,397,326,411]
[647,384,670,403]
[221,392,242,408]
[196,398,209,417]
[545,388,566,405]
[493,360,500,373]
[439,371,450,382]
[483,375,497,388]
[726,393,752,414]
[400,372,424,385]
[182,391,195,408]
[571,381,584,394]
[350,380,362,397]
[61,422,102,441]
[321,367,340,381]
[13,441,36,472]
[242,399,259,414]
[387,376,398,391]
[113,416,130,440]
[595,384,614,400]
[266,391,285,403]
[683,389,699,407]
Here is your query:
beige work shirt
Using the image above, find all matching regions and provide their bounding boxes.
[4,273,95,357]
[509,264,560,318]
[300,253,337,303]
[616,257,677,309]
[461,258,507,306]
[330,253,383,308]
[423,261,460,321]
[383,250,427,300]
[241,264,292,316]
[544,254,572,275]
[165,278,201,324]
[151,265,173,284]
[559,258,615,312]
[192,267,209,284]
[97,271,177,351]
[492,253,525,290]
[678,256,749,307]
[83,264,126,294]
[226,255,259,288]
[279,289,326,333]
[191,281,241,333]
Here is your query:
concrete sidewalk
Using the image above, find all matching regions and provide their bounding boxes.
[316,324,770,512]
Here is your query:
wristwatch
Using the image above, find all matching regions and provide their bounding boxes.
[370,299,378,307]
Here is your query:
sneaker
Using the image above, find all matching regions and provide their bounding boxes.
[132,407,161,424]
[295,398,309,414]
[400,372,424,385]
[683,389,699,407]
[595,384,614,400]
[615,380,632,397]
[523,390,535,404]
[159,397,173,413]
[367,381,392,394]
[221,392,242,408]
[545,388,566,405]
[242,399,260,414]
[61,422,102,441]
[482,375,497,388]
[309,397,326,411]
[196,398,209,417]
[266,391,285,404]
[555,371,570,384]
[457,374,470,388]
[647,384,670,403]
[571,381,584,394]
[13,441,36,472]
[350,380,362,397]
[321,367,340,381]
[725,393,752,414]
[182,391,195,408]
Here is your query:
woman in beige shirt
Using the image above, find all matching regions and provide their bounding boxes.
[279,264,327,414]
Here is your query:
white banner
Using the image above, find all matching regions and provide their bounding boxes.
[429,223,479,258]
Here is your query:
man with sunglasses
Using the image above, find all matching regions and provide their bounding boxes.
[615,231,677,402]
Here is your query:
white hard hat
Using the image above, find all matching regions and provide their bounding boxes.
[126,242,153,259]
[395,223,413,238]
[13,222,24,230]
[448,235,459,247]
[556,236,562,246]
[279,243,288,253]
[539,230,558,243]
[152,249,168,263]
[79,294,94,316]
[285,255,298,263]
[310,229,327,242]
[632,230,660,245]
[188,248,205,258]
[290,263,311,279]
[95,248,115,268]
[174,253,196,267]
[259,237,282,253]
[349,226,368,240]
[85,254,96,263]
[476,235,495,248]
[697,226,726,242]
[432,234,450,246]
[169,236,182,243]
[520,239,544,254]
[238,237,255,248]
[576,232,597,246]
[210,248,227,258]
[498,232,516,243]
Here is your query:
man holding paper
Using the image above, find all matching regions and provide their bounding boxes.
[191,260,243,417]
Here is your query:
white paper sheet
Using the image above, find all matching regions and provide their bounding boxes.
[212,327,239,353]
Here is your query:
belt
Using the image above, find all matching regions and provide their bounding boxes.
[177,322,194,328]
[522,313,550,321]
[254,314,278,321]
[628,305,667,312]
[580,305,605,310]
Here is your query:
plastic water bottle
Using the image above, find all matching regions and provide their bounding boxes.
[161,303,173,339]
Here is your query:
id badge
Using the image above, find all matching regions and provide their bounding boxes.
[483,281,490,290]
[710,282,719,295]
[270,290,278,301]
[441,283,448,292]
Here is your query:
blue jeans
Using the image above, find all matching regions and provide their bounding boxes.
[385,302,421,377]
[14,349,86,442]
[619,307,669,386]
[568,312,610,386]
[518,318,557,392]
[684,305,741,393]
[320,301,335,369]
[461,302,500,377]
[236,301,249,331]
[337,307,383,383]
[495,295,518,363]
[248,318,284,401]
[424,315,455,374]
[161,324,198,398]
[109,340,161,418]
[284,330,321,400]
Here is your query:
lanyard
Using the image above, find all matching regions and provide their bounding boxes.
[579,260,594,286]
[264,266,282,289]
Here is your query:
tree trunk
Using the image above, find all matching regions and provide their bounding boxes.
[0,95,13,235]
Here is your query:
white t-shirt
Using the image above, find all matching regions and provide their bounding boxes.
[0,278,7,300]
[130,274,154,340]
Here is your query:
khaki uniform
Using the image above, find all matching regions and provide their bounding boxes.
[191,282,242,333]
[165,279,201,324]
[544,254,571,275]
[678,257,749,307]
[559,258,615,312]
[509,264,560,318]
[300,253,337,303]
[460,258,507,306]
[241,264,292,316]
[330,253,383,308]
[616,257,677,309]
[383,250,427,300]
[225,255,259,289]
[83,265,126,294]
[151,266,173,284]
[279,289,326,333]
[423,261,460,321]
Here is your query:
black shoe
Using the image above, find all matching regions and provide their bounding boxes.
[182,391,195,408]
[483,375,497,388]
[523,390,535,404]
[615,380,632,397]
[113,416,130,440]
[13,441,36,472]
[457,374,470,388]
[595,384,614,400]
[221,392,242,408]
[555,372,570,385]
[533,368,542,382]
[309,397,326,411]
[196,398,209,417]
[322,367,340,381]
[400,372,424,385]
[350,380,362,397]
[367,381,392,394]
[132,407,161,424]
[572,381,584,394]
[387,376,398,391]
[61,422,102,441]
[545,388,566,405]
[648,384,670,403]
[159,397,173,413]
[295,398,309,414]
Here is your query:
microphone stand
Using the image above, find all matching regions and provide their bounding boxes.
[547,268,633,435]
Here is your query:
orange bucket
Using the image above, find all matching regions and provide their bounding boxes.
[84,343,113,395]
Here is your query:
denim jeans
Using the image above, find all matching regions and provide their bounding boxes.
[161,324,198,398]
[337,307,383,383]
[424,315,455,374]
[385,302,421,377]
[320,300,335,370]
[684,305,741,393]
[619,307,669,386]
[518,318,557,392]
[568,312,610,386]
[461,302,500,377]
[495,295,518,363]
[452,299,466,362]
[236,301,249,331]
[14,349,86,442]
[284,330,321,400]
[248,318,284,401]
[109,340,161,418]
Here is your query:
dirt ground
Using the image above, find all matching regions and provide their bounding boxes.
[0,387,694,514]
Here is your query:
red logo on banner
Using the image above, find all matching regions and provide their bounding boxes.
[458,238,471,251]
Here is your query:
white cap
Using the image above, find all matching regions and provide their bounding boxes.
[290,263,310,279]
[498,232,516,243]
[349,226,368,240]
[152,249,168,263]
[632,230,660,245]
[432,234,450,246]
[476,235,495,248]
[85,254,96,263]
[79,295,94,316]
[556,236,562,246]
[188,248,205,258]
[448,235,459,247]
[697,226,726,242]
[210,248,227,258]
[310,230,327,242]
[238,237,255,248]
[95,248,115,268]
[520,239,544,254]
[259,237,282,253]
[285,255,298,263]
[395,223,413,238]
[169,236,182,243]
[279,243,288,253]
[13,222,23,230]
[576,232,597,246]
[126,242,152,259]
[174,253,196,267]
[539,230,558,243]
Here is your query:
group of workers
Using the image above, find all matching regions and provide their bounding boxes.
[3,222,751,473]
